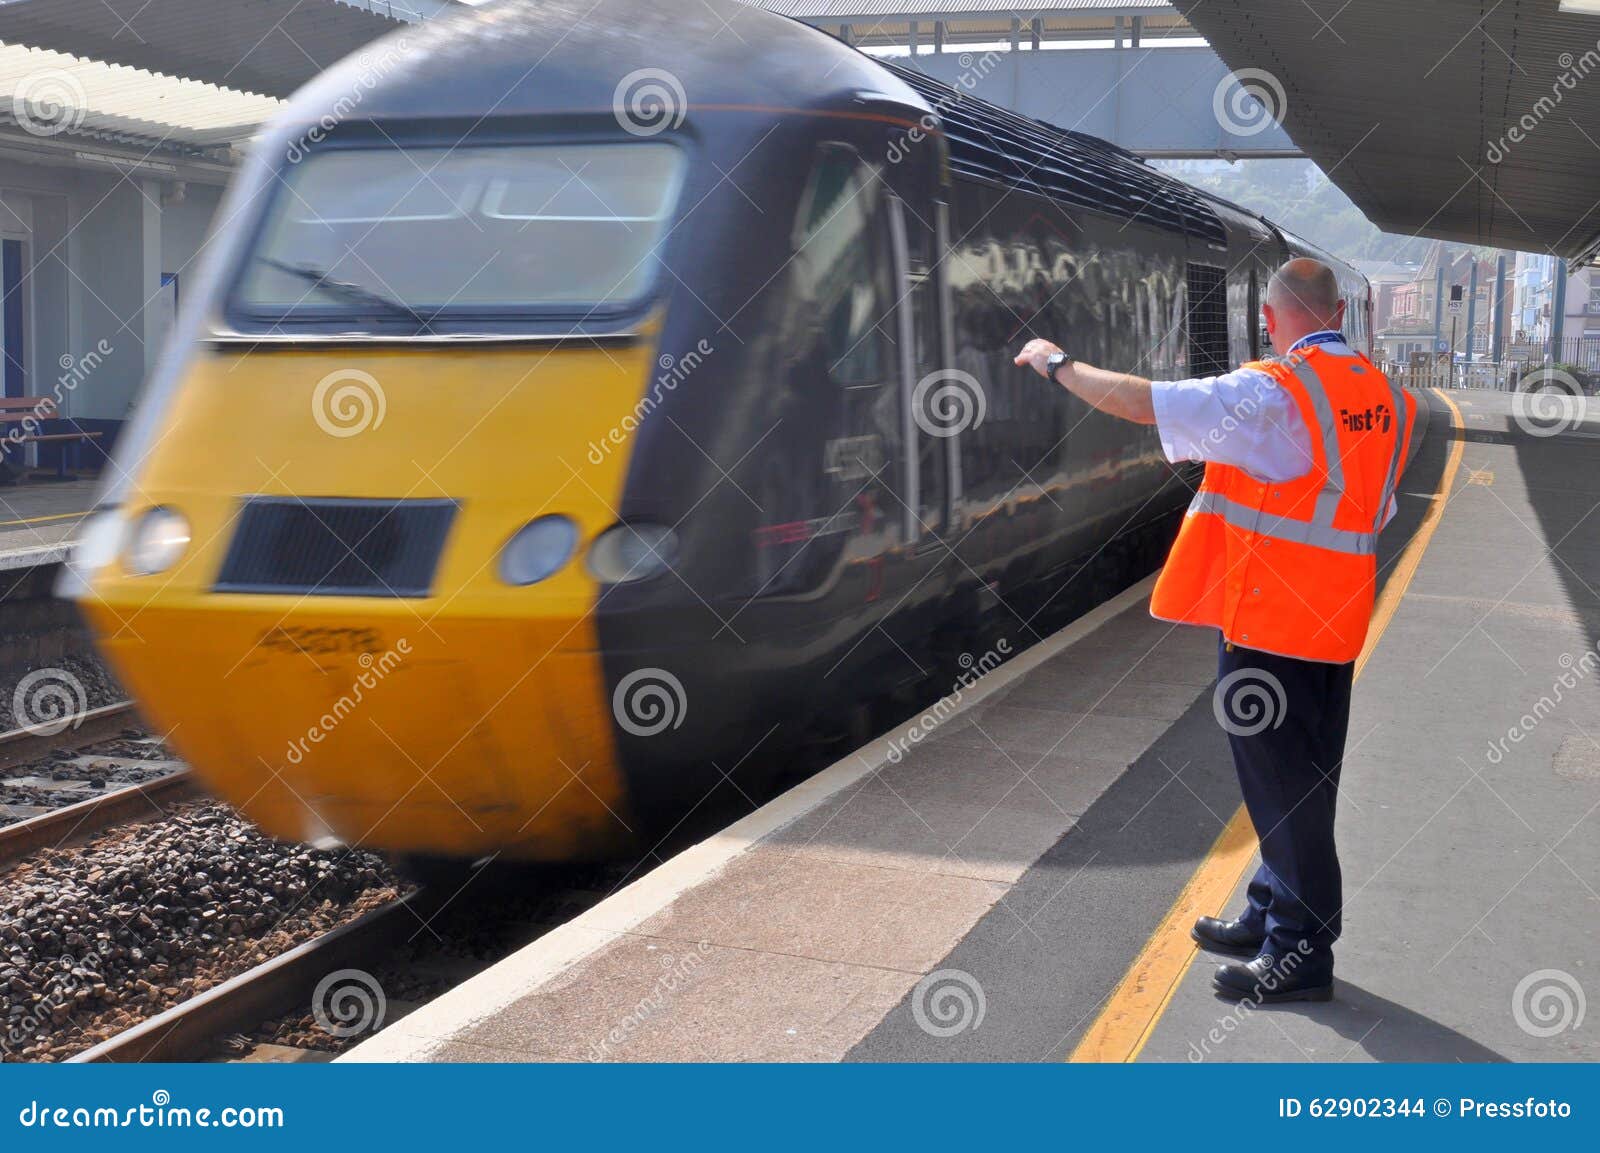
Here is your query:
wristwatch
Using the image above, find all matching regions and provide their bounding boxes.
[1045,350,1075,382]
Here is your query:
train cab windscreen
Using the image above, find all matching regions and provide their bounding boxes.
[230,141,686,324]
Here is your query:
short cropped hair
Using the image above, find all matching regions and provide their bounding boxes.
[1267,258,1342,324]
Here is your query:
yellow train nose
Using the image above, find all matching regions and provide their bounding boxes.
[79,340,660,861]
[84,602,632,860]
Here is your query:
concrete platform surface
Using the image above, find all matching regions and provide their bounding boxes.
[1133,387,1600,1064]
[0,480,97,570]
[345,389,1598,1064]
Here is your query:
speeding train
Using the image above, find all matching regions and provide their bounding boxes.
[62,0,1373,863]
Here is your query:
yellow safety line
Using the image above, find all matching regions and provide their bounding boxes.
[1067,805,1259,1063]
[1068,386,1466,1063]
[0,510,91,528]
[1354,388,1465,678]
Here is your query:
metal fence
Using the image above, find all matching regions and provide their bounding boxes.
[1549,336,1600,375]
[1381,359,1519,392]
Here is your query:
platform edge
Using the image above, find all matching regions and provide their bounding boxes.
[340,572,1164,1062]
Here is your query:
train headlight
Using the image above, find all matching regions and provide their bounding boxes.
[124,507,191,576]
[498,515,579,586]
[587,523,677,583]
[55,508,126,597]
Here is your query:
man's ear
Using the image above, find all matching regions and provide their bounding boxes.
[1262,302,1276,334]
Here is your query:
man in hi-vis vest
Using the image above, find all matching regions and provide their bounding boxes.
[1016,258,1415,1004]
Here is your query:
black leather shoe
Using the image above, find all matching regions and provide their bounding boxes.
[1213,953,1333,1003]
[1191,916,1265,958]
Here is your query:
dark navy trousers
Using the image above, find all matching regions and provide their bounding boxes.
[1216,635,1354,979]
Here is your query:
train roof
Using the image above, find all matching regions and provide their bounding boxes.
[278,0,1263,254]
[1275,226,1368,287]
[282,0,926,128]
[878,59,1227,247]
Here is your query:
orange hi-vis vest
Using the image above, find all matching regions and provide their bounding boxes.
[1150,345,1416,664]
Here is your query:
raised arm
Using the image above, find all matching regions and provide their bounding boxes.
[1013,336,1316,484]
[1013,338,1156,425]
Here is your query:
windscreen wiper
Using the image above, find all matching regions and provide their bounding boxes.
[258,257,431,329]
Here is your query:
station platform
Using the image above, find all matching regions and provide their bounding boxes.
[0,480,96,571]
[346,388,1599,1064]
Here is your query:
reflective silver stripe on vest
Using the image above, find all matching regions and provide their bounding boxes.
[1375,375,1409,527]
[1185,490,1377,555]
[1289,356,1345,524]
[1184,352,1393,558]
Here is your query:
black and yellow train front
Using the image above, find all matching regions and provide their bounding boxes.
[68,1,959,861]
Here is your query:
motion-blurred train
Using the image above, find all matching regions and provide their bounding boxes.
[63,0,1373,863]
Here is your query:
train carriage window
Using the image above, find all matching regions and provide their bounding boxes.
[1248,270,1263,361]
[754,145,902,594]
[791,147,891,387]
[231,142,686,324]
[893,196,948,538]
[1186,263,1230,377]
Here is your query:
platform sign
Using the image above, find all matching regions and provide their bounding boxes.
[1448,284,1465,315]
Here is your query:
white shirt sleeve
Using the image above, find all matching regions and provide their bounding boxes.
[1149,367,1315,484]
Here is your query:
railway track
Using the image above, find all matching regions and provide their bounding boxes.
[0,701,193,870]
[0,701,141,772]
[4,797,403,1064]
[0,689,633,1064]
[3,652,792,1063]
[70,893,423,1063]
[67,860,639,1063]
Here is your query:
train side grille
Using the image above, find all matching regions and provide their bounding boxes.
[215,497,457,597]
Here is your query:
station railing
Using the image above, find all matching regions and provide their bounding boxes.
[1381,360,1518,392]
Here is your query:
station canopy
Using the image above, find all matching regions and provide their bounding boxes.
[750,1,1194,47]
[0,0,436,98]
[0,0,449,168]
[1173,0,1600,261]
[0,42,280,146]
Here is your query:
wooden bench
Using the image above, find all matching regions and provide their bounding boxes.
[0,397,103,480]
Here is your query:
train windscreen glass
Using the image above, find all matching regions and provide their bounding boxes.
[232,142,685,321]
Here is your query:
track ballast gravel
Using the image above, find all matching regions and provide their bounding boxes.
[1,800,403,1062]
